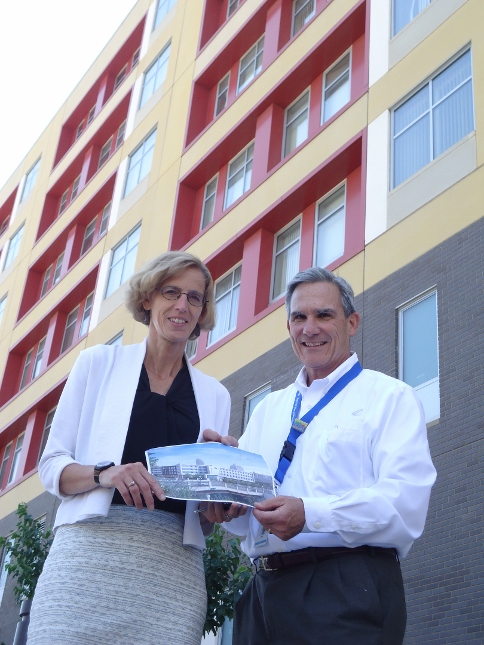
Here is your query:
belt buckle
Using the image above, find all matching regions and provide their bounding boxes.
[258,555,275,572]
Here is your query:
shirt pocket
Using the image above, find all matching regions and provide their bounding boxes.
[316,422,365,494]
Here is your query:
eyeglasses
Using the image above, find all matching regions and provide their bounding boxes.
[155,286,207,307]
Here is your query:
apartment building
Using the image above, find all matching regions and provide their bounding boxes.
[0,1,482,643]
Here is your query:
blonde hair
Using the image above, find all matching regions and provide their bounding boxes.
[125,251,215,339]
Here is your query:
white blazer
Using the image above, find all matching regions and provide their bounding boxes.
[39,339,231,549]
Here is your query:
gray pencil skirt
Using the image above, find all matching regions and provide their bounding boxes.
[28,505,207,645]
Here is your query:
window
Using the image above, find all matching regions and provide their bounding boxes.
[132,48,140,68]
[7,433,24,485]
[322,52,351,123]
[81,218,97,255]
[284,91,309,157]
[59,189,69,215]
[124,130,157,197]
[87,105,96,126]
[154,0,177,29]
[393,0,431,36]
[208,265,242,345]
[19,349,33,390]
[75,120,85,141]
[21,159,40,201]
[53,253,64,285]
[105,225,141,298]
[99,137,113,169]
[114,65,128,91]
[244,384,271,428]
[225,143,254,209]
[40,266,52,297]
[215,74,230,117]
[201,176,218,230]
[100,202,111,236]
[115,121,126,149]
[38,408,56,463]
[140,44,171,108]
[228,0,240,17]
[0,294,6,325]
[185,338,197,359]
[392,50,474,188]
[399,291,440,422]
[0,217,9,236]
[107,331,123,346]
[237,37,264,94]
[292,0,315,36]
[32,337,46,379]
[272,220,300,300]
[71,174,81,200]
[0,444,12,487]
[0,538,12,601]
[79,293,94,337]
[4,224,24,269]
[61,306,80,354]
[315,185,345,267]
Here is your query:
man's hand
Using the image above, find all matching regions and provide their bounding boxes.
[253,496,305,541]
[202,429,238,447]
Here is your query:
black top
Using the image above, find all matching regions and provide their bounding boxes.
[111,361,200,514]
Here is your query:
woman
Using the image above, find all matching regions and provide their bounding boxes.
[29,251,234,645]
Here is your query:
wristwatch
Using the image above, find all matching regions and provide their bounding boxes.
[94,461,115,485]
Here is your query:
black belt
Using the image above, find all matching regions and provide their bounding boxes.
[254,545,399,572]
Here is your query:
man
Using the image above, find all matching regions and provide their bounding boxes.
[204,267,436,644]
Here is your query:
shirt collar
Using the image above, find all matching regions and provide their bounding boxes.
[295,352,359,397]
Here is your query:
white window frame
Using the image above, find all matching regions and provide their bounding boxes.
[114,65,128,91]
[283,89,310,157]
[107,331,123,346]
[124,130,157,197]
[322,50,351,123]
[243,383,271,429]
[98,137,113,169]
[314,183,346,268]
[79,293,94,338]
[0,443,12,488]
[7,433,25,486]
[271,218,301,301]
[0,294,6,325]
[200,175,218,230]
[19,349,33,390]
[185,338,198,360]
[81,218,97,256]
[115,121,126,151]
[87,105,96,126]
[32,337,46,380]
[0,537,13,603]
[398,289,440,423]
[215,73,230,117]
[228,0,239,17]
[38,408,56,464]
[208,264,242,346]
[391,49,474,189]
[99,202,111,236]
[237,36,264,94]
[105,225,141,298]
[224,142,254,209]
[4,224,24,270]
[154,0,177,29]
[53,253,64,285]
[140,44,171,108]
[61,306,80,354]
[292,0,315,36]
[392,0,431,36]
[21,159,40,202]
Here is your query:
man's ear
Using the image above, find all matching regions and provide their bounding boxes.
[348,312,360,337]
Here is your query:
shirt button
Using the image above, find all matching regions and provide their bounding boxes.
[351,525,357,530]
[287,473,292,478]
[315,522,321,529]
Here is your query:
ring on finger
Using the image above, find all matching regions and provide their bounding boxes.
[224,513,230,520]
[128,481,136,488]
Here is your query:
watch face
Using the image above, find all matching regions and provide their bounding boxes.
[96,461,114,469]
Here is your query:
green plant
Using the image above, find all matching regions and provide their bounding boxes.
[203,524,254,637]
[0,502,53,604]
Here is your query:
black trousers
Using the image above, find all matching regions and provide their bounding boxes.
[233,550,406,645]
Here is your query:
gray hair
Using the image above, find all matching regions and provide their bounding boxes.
[285,267,356,318]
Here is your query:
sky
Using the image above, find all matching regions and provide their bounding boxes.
[0,0,139,191]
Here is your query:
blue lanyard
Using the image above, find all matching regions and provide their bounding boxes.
[274,361,363,485]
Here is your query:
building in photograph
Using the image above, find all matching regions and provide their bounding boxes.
[0,1,483,644]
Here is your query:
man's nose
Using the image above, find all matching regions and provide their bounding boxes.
[303,317,319,336]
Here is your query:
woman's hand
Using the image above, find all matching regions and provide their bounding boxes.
[199,501,248,524]
[99,462,165,510]
[202,429,238,447]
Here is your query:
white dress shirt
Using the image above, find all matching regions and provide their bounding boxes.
[227,354,436,559]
